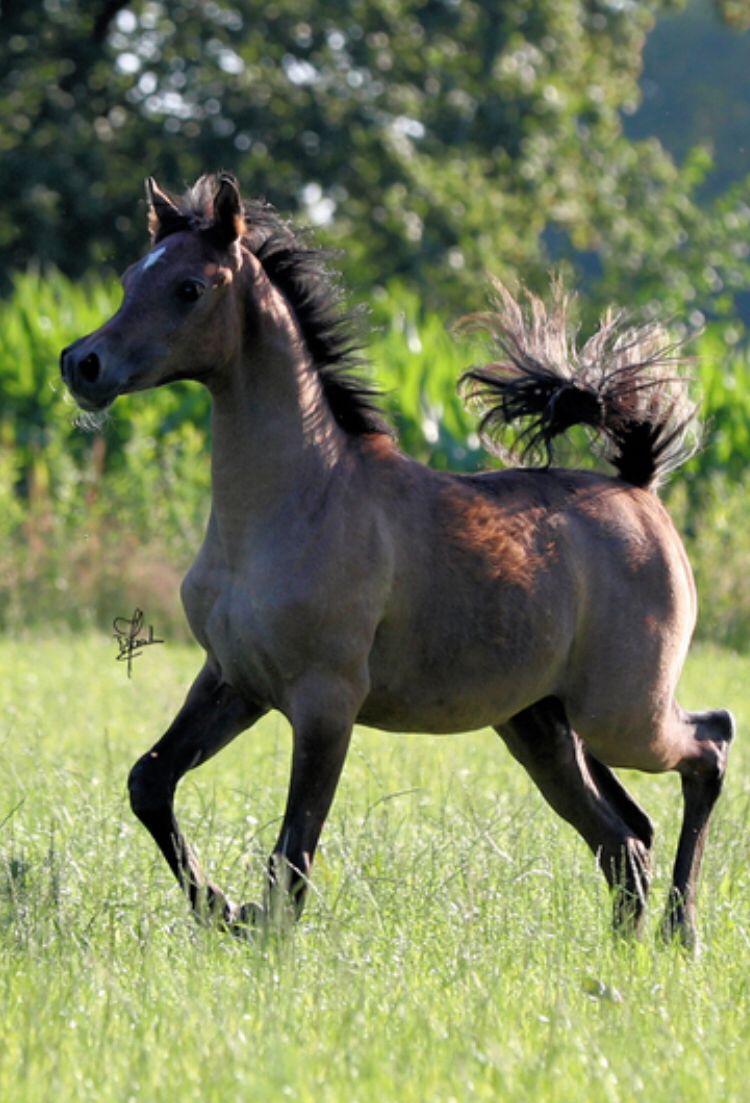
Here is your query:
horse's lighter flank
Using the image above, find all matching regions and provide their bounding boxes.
[59,172,733,952]
[141,244,167,272]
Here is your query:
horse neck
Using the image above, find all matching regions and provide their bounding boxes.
[208,283,349,545]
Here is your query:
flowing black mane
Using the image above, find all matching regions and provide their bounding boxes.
[152,176,393,438]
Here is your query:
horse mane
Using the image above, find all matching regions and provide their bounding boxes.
[458,279,699,490]
[152,176,393,439]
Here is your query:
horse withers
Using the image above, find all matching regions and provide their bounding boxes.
[60,173,733,947]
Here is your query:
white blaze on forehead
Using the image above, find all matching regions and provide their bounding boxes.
[141,244,167,272]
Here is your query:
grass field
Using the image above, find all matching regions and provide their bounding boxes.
[1,634,749,1102]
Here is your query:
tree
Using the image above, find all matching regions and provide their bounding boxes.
[1,0,748,322]
[626,0,750,200]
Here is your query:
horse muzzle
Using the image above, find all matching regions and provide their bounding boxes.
[60,339,123,411]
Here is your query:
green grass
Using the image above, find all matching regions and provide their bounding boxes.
[1,635,749,1102]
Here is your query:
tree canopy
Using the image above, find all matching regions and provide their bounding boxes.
[1,0,748,323]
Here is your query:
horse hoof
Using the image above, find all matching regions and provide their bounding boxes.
[659,912,700,956]
[227,901,266,940]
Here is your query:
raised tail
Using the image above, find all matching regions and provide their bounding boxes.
[458,280,698,489]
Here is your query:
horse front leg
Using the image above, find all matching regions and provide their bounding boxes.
[263,677,359,924]
[127,661,266,928]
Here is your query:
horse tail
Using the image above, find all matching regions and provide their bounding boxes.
[457,279,698,489]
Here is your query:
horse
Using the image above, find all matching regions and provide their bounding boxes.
[60,173,733,948]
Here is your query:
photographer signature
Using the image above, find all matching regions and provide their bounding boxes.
[113,608,163,678]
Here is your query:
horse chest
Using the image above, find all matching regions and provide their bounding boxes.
[181,565,265,691]
[182,542,360,708]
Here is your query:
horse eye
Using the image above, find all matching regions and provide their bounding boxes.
[175,279,206,303]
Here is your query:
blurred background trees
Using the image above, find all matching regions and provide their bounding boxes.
[1,0,748,321]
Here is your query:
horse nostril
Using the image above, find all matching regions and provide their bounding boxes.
[79,352,101,384]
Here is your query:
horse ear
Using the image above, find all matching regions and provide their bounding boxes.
[145,177,180,241]
[211,173,245,248]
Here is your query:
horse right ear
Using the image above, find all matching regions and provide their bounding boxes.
[211,173,246,249]
[145,177,181,241]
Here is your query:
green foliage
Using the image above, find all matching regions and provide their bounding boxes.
[0,636,749,1101]
[717,0,750,28]
[668,475,750,650]
[0,268,116,475]
[371,283,484,469]
[2,0,750,322]
[683,330,750,484]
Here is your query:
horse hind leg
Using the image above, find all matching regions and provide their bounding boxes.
[497,698,653,935]
[584,749,654,851]
[661,707,734,951]
[582,748,656,927]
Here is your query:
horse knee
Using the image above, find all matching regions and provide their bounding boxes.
[585,751,654,851]
[128,753,172,820]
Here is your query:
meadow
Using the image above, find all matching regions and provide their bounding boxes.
[1,633,748,1102]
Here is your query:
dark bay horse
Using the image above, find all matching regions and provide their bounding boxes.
[61,173,733,948]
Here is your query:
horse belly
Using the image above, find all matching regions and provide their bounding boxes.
[358,605,569,734]
[357,686,532,734]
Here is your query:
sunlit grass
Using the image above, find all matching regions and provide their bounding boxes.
[0,636,748,1101]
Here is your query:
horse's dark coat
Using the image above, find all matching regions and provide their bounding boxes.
[60,174,733,948]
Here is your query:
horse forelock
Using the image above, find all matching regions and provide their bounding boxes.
[151,177,393,439]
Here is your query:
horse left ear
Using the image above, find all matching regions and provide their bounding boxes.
[212,174,245,248]
[145,177,181,241]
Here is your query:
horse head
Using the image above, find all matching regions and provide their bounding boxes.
[61,174,251,410]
